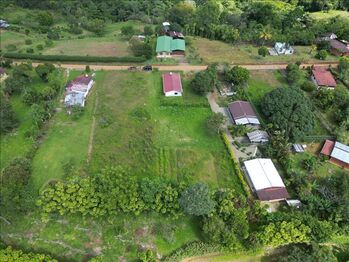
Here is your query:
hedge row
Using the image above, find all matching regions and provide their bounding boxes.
[3,53,146,63]
[221,133,252,199]
[162,241,223,262]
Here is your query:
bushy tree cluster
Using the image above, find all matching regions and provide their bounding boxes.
[202,189,250,251]
[0,93,18,134]
[224,66,250,86]
[261,87,315,141]
[190,64,218,95]
[0,246,57,262]
[37,167,184,220]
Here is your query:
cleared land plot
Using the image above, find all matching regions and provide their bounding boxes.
[30,71,100,191]
[44,22,143,57]
[192,37,338,64]
[91,71,242,189]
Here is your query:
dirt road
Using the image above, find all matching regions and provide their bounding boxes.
[28,62,338,72]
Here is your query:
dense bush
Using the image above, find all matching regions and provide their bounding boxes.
[301,81,316,92]
[6,44,17,51]
[0,93,18,134]
[26,48,34,53]
[0,246,57,262]
[162,242,223,262]
[25,39,32,45]
[3,53,146,63]
[36,44,44,50]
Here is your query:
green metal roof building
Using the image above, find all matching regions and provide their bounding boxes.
[156,36,185,53]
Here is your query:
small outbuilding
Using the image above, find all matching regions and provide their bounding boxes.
[247,130,269,143]
[162,72,183,97]
[293,144,305,153]
[228,101,260,126]
[271,42,294,55]
[0,19,9,28]
[330,39,349,56]
[244,158,289,202]
[321,140,349,170]
[312,68,337,89]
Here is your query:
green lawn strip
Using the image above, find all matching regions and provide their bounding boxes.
[309,10,349,20]
[30,70,100,192]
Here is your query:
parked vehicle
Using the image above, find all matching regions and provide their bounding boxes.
[142,65,153,71]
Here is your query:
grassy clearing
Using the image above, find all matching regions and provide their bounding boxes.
[309,10,349,20]
[30,71,100,192]
[44,22,144,57]
[192,37,338,64]
[90,71,242,190]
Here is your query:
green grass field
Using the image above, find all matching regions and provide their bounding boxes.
[192,37,339,64]
[90,71,241,189]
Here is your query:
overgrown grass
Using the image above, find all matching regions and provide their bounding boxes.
[30,71,100,192]
[309,10,349,20]
[192,37,339,64]
[90,71,242,190]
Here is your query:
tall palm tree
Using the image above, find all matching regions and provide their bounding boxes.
[259,28,272,46]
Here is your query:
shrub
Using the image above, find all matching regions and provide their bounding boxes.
[25,39,32,45]
[36,44,44,50]
[301,81,316,92]
[26,48,34,53]
[6,44,17,51]
[317,50,328,60]
[45,40,54,47]
[25,29,30,35]
[47,31,60,40]
[258,46,268,57]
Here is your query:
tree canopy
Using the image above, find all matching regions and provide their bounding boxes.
[261,87,315,141]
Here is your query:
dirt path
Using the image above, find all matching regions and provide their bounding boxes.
[87,91,98,163]
[27,62,338,72]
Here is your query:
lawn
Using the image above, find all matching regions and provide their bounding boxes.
[192,37,339,64]
[30,70,100,192]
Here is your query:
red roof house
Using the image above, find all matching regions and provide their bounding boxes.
[320,140,349,170]
[312,68,337,89]
[162,72,183,97]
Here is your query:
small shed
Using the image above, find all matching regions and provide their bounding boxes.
[330,39,349,56]
[273,42,294,55]
[293,144,305,153]
[247,130,269,143]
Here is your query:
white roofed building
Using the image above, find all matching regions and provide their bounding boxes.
[244,158,289,202]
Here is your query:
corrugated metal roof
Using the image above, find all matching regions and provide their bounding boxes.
[156,36,185,53]
[228,101,260,125]
[244,158,286,190]
[156,36,172,53]
[162,73,182,93]
[247,130,269,143]
[331,142,349,164]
